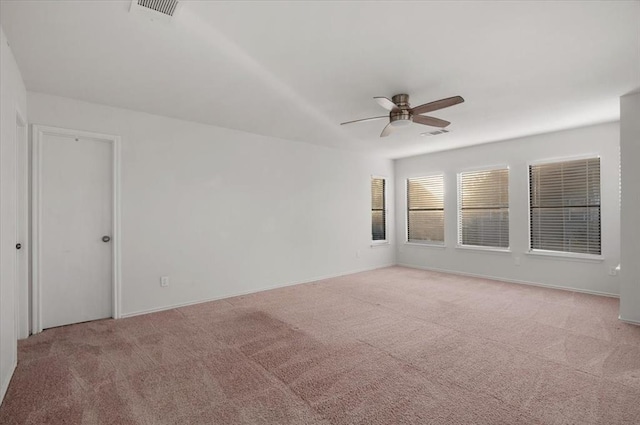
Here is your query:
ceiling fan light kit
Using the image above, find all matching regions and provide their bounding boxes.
[341,93,464,138]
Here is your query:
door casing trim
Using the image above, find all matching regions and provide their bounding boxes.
[32,125,121,333]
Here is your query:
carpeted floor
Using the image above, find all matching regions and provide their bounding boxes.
[2,266,640,424]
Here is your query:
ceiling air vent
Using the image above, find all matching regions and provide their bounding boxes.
[421,129,451,137]
[130,0,181,22]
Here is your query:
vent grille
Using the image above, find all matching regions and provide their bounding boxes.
[421,129,450,137]
[137,0,179,16]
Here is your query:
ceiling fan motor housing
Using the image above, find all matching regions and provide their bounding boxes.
[390,94,412,126]
[392,94,410,108]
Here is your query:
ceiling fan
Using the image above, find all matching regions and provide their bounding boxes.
[341,94,464,137]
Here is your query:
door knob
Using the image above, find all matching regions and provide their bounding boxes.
[16,243,21,250]
[102,236,111,243]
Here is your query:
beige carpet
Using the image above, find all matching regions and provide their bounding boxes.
[2,266,640,424]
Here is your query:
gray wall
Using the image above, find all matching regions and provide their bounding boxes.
[395,122,620,296]
[27,92,395,318]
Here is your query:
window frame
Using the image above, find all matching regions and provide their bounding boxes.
[526,154,604,261]
[405,172,445,247]
[370,175,389,246]
[456,165,511,252]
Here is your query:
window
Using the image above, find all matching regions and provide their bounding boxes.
[371,177,386,242]
[458,168,509,248]
[529,157,601,255]
[407,175,444,244]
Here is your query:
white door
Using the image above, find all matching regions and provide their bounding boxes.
[15,113,28,338]
[40,131,113,329]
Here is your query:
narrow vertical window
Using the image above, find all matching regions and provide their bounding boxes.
[529,157,601,255]
[371,177,386,242]
[407,175,444,244]
[458,168,509,248]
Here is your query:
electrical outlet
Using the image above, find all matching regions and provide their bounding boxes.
[608,267,618,277]
[160,276,169,287]
[356,250,361,258]
[514,256,520,266]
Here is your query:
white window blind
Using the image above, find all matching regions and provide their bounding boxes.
[529,157,601,255]
[458,168,509,248]
[407,175,444,243]
[371,177,386,241]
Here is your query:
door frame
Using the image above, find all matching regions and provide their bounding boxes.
[32,125,121,333]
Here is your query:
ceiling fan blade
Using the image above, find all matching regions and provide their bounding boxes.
[380,122,394,137]
[412,115,451,128]
[340,116,388,125]
[411,96,464,115]
[374,97,399,111]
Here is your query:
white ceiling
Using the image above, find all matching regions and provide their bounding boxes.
[1,1,638,158]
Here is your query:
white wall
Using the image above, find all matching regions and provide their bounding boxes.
[395,122,620,296]
[26,92,395,317]
[620,91,640,322]
[0,27,27,403]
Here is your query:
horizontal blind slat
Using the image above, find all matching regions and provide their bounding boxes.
[372,178,386,241]
[529,158,600,255]
[459,168,509,248]
[407,175,444,242]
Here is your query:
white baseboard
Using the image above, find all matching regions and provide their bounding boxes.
[0,359,17,405]
[397,263,620,298]
[120,263,397,319]
[619,316,640,326]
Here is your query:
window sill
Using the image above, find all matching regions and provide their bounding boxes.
[405,242,446,249]
[455,245,511,254]
[526,250,604,263]
[370,241,390,248]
